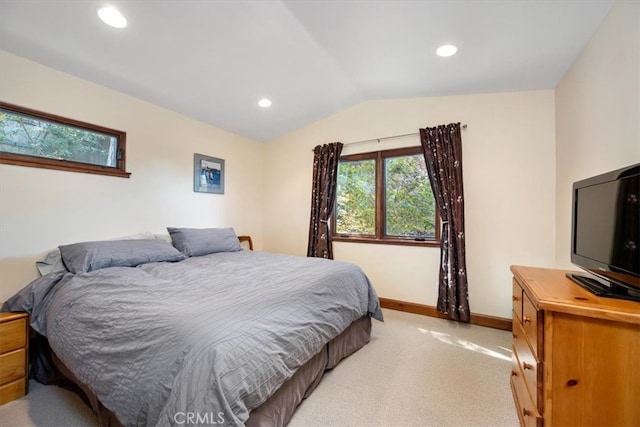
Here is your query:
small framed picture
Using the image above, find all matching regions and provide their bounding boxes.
[194,153,224,194]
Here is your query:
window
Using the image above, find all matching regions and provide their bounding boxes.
[0,102,130,178]
[333,146,439,246]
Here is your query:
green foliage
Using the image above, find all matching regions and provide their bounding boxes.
[335,153,436,238]
[0,110,117,167]
[385,155,435,237]
[336,159,376,234]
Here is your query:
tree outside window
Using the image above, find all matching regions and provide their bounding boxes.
[333,146,439,246]
[0,102,129,178]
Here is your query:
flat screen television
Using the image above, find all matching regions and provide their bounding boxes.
[568,162,640,302]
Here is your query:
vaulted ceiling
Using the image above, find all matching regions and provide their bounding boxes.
[0,1,615,142]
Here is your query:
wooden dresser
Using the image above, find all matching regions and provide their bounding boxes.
[0,312,29,405]
[510,266,640,427]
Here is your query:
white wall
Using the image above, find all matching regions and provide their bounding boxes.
[7,0,631,318]
[555,0,640,268]
[0,51,264,302]
[263,91,556,319]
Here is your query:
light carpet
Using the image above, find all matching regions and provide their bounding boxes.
[0,309,518,426]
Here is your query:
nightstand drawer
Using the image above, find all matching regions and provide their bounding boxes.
[0,317,27,353]
[0,348,27,385]
[0,378,26,405]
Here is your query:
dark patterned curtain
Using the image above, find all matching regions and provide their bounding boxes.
[419,123,470,322]
[307,142,343,259]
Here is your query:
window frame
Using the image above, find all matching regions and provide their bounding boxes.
[0,102,130,178]
[332,146,440,247]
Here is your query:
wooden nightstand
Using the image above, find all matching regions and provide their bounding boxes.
[0,312,29,405]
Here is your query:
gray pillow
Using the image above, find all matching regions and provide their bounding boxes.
[36,232,159,276]
[59,239,186,274]
[167,227,241,257]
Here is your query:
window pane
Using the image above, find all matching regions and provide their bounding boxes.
[0,109,118,168]
[385,154,436,238]
[336,159,375,235]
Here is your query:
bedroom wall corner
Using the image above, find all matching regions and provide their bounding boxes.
[0,51,265,302]
[554,0,640,269]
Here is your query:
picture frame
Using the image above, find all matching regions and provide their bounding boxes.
[194,153,224,194]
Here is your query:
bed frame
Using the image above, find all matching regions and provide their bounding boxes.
[238,235,253,250]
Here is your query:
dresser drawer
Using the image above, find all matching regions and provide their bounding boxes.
[521,292,540,357]
[0,317,27,354]
[513,319,540,408]
[0,348,27,385]
[512,278,523,323]
[511,354,542,427]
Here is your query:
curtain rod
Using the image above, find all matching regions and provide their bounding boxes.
[343,124,468,147]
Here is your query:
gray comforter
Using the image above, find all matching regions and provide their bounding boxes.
[2,250,382,426]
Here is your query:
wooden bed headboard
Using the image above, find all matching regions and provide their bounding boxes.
[238,235,253,250]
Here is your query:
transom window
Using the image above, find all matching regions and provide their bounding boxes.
[0,102,130,178]
[332,146,440,246]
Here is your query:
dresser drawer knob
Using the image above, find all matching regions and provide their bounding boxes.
[523,316,532,323]
[523,408,531,417]
[523,362,533,371]
[511,370,518,377]
[512,295,519,301]
[567,379,579,387]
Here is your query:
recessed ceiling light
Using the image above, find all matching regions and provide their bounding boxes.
[436,44,458,57]
[258,98,272,108]
[98,6,127,29]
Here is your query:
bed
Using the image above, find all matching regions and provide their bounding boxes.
[1,231,383,426]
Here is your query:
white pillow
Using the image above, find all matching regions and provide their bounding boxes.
[153,233,172,243]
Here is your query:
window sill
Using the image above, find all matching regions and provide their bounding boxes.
[0,153,131,178]
[332,236,440,247]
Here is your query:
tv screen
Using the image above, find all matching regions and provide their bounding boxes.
[569,163,640,301]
